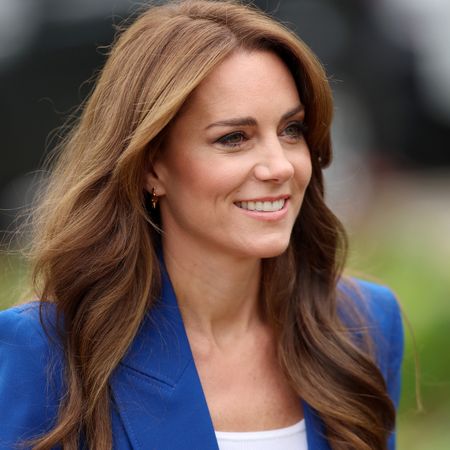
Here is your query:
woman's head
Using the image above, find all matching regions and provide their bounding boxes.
[74,0,334,232]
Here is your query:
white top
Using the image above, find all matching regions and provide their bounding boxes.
[215,420,307,450]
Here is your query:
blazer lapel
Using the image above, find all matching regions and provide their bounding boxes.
[110,265,219,450]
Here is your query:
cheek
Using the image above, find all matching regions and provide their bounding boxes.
[293,152,313,189]
[165,155,224,202]
[176,153,244,195]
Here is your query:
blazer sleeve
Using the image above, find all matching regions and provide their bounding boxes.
[353,280,404,450]
[385,287,404,411]
[0,304,62,449]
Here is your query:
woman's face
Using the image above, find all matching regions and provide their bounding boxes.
[146,50,312,260]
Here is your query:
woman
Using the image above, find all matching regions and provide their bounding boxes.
[0,1,403,449]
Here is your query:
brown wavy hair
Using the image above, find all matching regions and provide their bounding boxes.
[29,1,395,448]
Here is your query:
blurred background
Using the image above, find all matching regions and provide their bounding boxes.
[0,1,449,448]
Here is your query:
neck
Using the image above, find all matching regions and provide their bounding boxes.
[162,240,265,347]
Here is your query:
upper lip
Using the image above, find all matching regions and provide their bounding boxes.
[235,195,290,202]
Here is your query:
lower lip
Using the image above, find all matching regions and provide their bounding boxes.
[234,199,289,222]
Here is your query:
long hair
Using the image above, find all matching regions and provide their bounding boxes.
[30,1,395,448]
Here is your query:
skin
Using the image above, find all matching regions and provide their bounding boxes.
[145,50,311,431]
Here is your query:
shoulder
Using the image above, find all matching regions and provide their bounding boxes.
[0,301,62,361]
[0,302,63,447]
[339,278,402,330]
[1,300,53,335]
[338,278,403,344]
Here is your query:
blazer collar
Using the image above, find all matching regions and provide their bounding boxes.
[110,263,330,449]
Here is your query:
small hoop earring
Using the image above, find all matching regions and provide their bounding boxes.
[151,187,159,209]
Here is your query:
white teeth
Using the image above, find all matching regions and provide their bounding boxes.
[237,199,285,212]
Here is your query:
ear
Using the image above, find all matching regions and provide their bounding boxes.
[143,154,168,197]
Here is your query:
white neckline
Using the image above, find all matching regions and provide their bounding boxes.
[215,419,305,441]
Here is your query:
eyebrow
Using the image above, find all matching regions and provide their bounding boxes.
[205,104,304,130]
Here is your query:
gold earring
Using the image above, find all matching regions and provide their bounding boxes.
[151,187,158,209]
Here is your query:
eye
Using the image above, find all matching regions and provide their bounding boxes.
[216,131,247,148]
[282,121,307,140]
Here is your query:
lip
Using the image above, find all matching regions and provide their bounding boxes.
[234,196,290,221]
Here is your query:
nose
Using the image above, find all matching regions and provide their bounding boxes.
[253,139,295,183]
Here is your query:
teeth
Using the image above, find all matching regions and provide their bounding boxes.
[237,199,285,212]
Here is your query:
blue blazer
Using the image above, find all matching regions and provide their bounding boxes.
[0,269,403,450]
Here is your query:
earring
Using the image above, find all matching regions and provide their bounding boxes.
[151,187,158,209]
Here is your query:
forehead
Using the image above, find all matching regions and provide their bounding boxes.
[177,50,301,122]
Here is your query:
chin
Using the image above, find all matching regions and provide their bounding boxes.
[244,238,290,259]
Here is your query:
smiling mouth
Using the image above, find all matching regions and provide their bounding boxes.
[235,199,286,212]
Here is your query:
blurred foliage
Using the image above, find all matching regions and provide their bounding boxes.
[1,197,449,449]
[348,207,450,449]
[0,251,29,308]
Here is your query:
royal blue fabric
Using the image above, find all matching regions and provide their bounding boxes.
[0,270,403,449]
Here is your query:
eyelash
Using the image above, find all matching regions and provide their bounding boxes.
[216,131,246,147]
[215,121,307,148]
